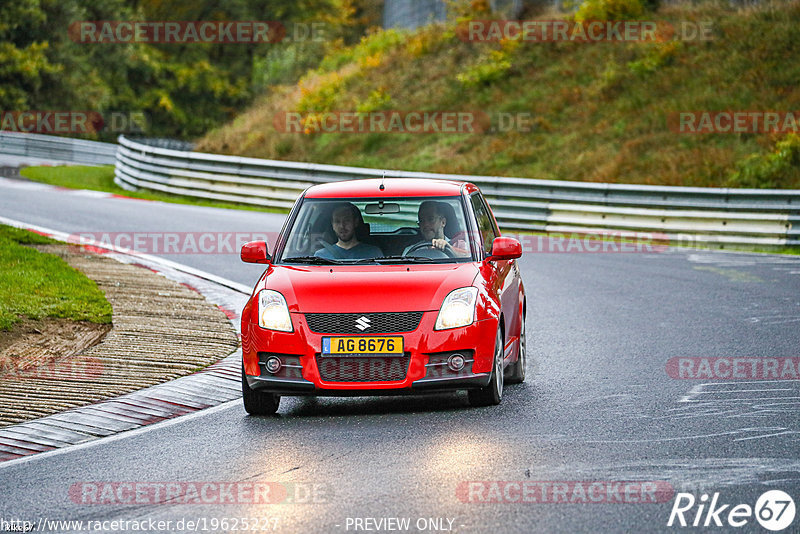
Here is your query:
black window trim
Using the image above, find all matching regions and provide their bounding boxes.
[468,191,499,259]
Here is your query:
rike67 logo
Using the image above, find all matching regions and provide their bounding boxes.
[668,490,796,531]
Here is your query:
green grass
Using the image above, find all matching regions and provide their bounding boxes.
[19,166,286,213]
[0,225,113,330]
[198,1,800,189]
[19,165,118,192]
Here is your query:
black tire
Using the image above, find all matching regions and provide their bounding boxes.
[242,366,280,415]
[468,328,504,407]
[506,313,526,384]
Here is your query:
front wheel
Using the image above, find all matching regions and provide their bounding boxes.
[468,328,504,407]
[242,366,280,415]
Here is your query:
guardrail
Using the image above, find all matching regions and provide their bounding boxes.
[115,135,799,249]
[2,132,795,249]
[0,131,117,166]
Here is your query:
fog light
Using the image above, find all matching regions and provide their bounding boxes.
[265,356,282,374]
[447,353,466,372]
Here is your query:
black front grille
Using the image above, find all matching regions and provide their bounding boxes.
[315,355,410,382]
[305,312,424,334]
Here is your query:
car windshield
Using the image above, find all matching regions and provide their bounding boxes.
[277,196,476,264]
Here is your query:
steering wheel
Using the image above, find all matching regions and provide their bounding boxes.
[404,241,456,258]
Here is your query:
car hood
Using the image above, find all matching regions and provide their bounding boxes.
[261,263,480,313]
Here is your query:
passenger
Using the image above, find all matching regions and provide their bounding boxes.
[314,203,383,260]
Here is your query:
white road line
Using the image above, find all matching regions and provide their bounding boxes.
[586,427,788,444]
[692,388,797,398]
[0,400,242,470]
[680,397,800,403]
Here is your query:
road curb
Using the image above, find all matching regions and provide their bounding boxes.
[0,349,244,463]
[0,218,250,463]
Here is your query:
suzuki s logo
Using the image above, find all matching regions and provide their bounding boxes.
[355,316,371,331]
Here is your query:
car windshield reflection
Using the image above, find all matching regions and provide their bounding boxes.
[278,197,476,264]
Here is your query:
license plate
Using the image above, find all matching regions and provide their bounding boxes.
[321,336,404,356]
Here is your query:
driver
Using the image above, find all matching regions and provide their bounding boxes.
[314,203,383,260]
[403,201,469,257]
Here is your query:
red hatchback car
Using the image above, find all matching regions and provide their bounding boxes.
[240,178,526,414]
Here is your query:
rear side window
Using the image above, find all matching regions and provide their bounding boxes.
[470,193,498,256]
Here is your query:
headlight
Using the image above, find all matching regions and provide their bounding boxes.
[257,290,292,332]
[435,287,478,330]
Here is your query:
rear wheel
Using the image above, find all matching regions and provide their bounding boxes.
[506,314,526,384]
[242,366,280,415]
[468,328,504,407]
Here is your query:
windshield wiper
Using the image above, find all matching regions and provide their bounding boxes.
[282,256,343,265]
[284,255,444,265]
[373,255,436,263]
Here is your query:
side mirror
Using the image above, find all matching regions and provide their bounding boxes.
[487,237,522,261]
[241,241,271,264]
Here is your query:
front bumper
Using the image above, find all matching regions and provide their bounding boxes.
[245,372,491,396]
[242,310,498,396]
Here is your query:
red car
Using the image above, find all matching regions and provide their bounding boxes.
[240,178,526,414]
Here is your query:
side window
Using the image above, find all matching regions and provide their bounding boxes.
[470,193,498,256]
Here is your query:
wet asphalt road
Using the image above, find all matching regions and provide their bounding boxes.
[1,176,799,533]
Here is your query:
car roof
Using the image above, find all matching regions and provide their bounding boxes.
[303,178,472,199]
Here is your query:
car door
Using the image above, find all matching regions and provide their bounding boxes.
[469,191,520,357]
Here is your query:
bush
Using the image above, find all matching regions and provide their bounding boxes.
[296,72,347,113]
[456,49,512,87]
[456,39,517,87]
[318,29,407,73]
[575,0,646,22]
[252,43,327,90]
[357,88,392,112]
[628,41,683,75]
[727,134,800,188]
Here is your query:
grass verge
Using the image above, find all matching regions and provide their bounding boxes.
[0,225,113,330]
[19,165,287,213]
[198,1,800,189]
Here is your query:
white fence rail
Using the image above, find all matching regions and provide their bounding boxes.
[114,136,799,248]
[0,131,117,166]
[0,132,796,248]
